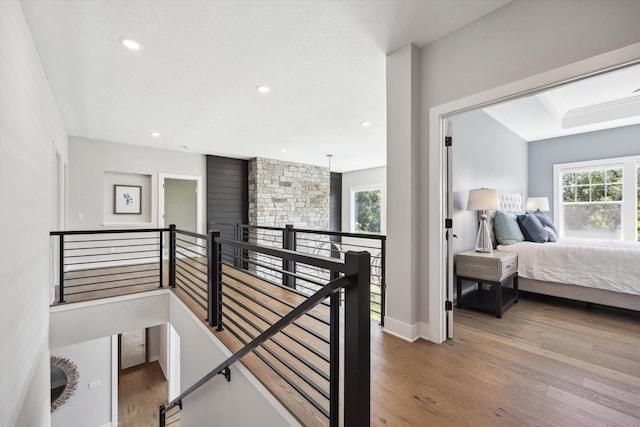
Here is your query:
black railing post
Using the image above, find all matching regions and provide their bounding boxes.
[208,230,221,328]
[169,224,176,288]
[343,251,370,426]
[329,270,340,427]
[234,221,241,268]
[58,235,65,303]
[380,239,386,326]
[282,224,295,288]
[159,404,165,427]
[158,230,164,288]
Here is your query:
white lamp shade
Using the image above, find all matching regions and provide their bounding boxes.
[526,197,549,212]
[467,189,500,211]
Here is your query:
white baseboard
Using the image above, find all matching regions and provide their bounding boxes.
[382,316,420,342]
[383,317,436,343]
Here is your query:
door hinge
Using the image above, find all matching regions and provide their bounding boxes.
[445,136,452,147]
[445,301,453,311]
[445,218,453,229]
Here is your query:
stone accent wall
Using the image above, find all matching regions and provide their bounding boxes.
[248,158,331,290]
[248,158,330,229]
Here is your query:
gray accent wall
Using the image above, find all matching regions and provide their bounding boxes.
[528,124,640,219]
[451,110,528,254]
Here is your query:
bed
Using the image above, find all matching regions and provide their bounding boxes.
[490,192,640,311]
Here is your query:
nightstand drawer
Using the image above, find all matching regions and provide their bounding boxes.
[456,250,517,282]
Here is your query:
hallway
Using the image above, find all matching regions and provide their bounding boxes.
[119,362,174,427]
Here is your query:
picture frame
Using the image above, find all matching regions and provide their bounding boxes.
[114,184,142,214]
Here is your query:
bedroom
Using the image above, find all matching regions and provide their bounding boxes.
[449,62,640,323]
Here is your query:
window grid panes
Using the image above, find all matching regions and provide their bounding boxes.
[560,167,623,240]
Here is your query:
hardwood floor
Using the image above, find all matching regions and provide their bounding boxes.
[59,264,640,426]
[118,361,175,427]
[173,268,640,426]
[370,294,640,426]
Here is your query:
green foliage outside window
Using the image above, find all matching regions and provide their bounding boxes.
[561,168,624,237]
[355,190,381,233]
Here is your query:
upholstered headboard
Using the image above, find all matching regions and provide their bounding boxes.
[498,192,523,214]
[488,192,524,247]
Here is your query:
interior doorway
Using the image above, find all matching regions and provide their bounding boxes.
[119,328,148,370]
[431,54,640,343]
[159,173,202,234]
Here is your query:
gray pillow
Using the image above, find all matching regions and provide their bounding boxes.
[533,209,558,235]
[517,213,548,243]
[493,210,525,245]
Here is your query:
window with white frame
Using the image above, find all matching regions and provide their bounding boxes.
[554,155,640,241]
[351,187,382,233]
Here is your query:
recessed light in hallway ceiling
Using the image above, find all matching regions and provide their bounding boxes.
[150,132,160,137]
[361,121,372,127]
[256,85,271,94]
[119,37,142,51]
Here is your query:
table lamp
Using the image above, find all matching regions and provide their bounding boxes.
[526,197,549,212]
[467,188,500,253]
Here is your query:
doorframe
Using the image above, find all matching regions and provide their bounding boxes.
[158,173,204,235]
[427,43,640,343]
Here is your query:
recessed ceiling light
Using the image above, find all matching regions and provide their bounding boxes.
[281,148,287,152]
[150,132,161,137]
[257,85,271,94]
[361,121,372,127]
[351,161,357,165]
[119,37,142,51]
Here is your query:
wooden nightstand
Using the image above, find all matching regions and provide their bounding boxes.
[456,250,518,318]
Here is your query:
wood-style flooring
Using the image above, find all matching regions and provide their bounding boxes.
[372,294,640,426]
[173,268,640,426]
[118,361,175,427]
[59,264,640,426]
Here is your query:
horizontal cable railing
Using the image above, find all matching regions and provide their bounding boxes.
[160,234,371,427]
[171,227,209,315]
[50,228,169,304]
[210,222,386,325]
[50,225,371,424]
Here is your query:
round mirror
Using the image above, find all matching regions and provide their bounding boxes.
[50,365,67,402]
[50,356,79,412]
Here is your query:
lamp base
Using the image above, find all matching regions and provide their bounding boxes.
[475,217,493,253]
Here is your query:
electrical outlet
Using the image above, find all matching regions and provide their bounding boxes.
[77,212,84,220]
[88,380,100,389]
[109,247,115,253]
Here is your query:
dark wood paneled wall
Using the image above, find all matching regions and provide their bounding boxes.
[206,155,248,237]
[330,172,342,232]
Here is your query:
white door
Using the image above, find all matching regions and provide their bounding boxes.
[158,173,203,234]
[445,120,455,339]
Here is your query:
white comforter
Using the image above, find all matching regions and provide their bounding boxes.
[497,238,640,296]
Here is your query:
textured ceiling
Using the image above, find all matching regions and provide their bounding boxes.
[21,0,512,172]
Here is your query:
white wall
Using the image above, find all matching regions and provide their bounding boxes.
[0,1,68,425]
[385,44,421,338]
[341,166,386,233]
[51,337,113,427]
[50,290,299,426]
[385,0,640,341]
[67,136,206,231]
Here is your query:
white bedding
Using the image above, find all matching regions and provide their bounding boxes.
[497,238,640,296]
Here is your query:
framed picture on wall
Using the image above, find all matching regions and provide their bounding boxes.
[114,185,142,214]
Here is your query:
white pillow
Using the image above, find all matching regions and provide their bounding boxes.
[543,225,557,242]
